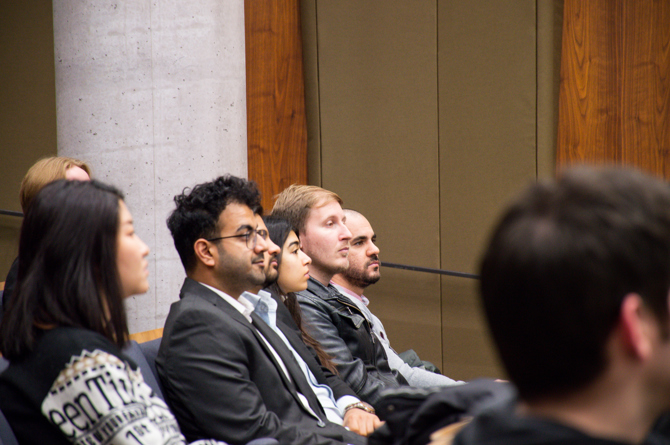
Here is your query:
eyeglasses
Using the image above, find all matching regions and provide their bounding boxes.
[206,229,269,250]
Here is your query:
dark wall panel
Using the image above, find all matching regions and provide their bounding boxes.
[0,1,57,278]
[437,1,538,378]
[303,0,561,380]
[312,0,444,367]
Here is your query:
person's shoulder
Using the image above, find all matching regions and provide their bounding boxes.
[0,328,123,401]
[40,327,117,355]
[33,327,126,370]
[297,289,330,309]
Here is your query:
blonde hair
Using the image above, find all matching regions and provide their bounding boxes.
[271,184,343,235]
[19,157,91,212]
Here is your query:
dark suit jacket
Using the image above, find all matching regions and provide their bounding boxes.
[156,278,364,445]
[263,286,357,402]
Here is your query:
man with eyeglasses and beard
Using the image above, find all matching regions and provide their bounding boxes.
[156,176,367,445]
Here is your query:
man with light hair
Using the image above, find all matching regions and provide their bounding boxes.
[2,156,91,319]
[332,209,462,387]
[272,185,406,406]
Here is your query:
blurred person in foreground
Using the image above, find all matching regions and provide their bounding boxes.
[453,167,670,445]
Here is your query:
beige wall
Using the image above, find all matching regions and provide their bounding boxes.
[0,1,57,280]
[302,0,563,380]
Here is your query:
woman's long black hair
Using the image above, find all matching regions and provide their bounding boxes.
[0,179,129,358]
[263,215,338,375]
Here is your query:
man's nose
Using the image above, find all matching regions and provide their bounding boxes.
[255,233,268,253]
[267,238,280,255]
[340,224,352,241]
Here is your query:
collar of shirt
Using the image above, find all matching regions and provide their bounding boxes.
[241,289,278,328]
[331,282,370,307]
[200,282,254,322]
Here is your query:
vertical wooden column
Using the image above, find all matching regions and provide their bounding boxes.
[245,0,308,211]
[557,0,670,177]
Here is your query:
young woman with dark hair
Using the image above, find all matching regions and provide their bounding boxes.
[0,179,224,445]
[262,216,339,375]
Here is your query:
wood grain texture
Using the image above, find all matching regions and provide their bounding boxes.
[244,0,308,211]
[557,0,670,177]
[129,328,163,343]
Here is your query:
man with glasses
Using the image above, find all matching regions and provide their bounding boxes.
[156,176,367,445]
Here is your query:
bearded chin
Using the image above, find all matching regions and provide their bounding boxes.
[344,267,380,289]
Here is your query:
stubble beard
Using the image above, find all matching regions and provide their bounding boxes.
[342,257,381,290]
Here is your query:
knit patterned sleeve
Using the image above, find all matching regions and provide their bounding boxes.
[40,348,228,445]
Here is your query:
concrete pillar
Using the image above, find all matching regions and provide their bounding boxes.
[53,1,248,333]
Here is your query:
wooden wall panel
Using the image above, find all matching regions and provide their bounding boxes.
[620,1,670,176]
[244,1,308,211]
[557,0,670,176]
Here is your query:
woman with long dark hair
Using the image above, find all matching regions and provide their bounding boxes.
[262,216,339,375]
[0,179,223,445]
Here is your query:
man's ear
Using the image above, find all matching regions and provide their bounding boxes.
[619,293,653,361]
[194,239,217,267]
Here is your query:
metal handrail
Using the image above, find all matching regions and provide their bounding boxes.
[381,261,479,280]
[0,209,22,218]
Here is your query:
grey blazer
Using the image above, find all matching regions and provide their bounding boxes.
[156,278,365,445]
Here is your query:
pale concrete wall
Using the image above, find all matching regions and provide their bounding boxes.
[53,0,248,333]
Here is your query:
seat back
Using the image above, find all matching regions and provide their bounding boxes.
[0,357,18,445]
[122,339,165,400]
[0,408,18,445]
[0,289,4,326]
[137,337,162,391]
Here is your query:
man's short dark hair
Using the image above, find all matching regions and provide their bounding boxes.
[167,175,262,271]
[479,167,670,401]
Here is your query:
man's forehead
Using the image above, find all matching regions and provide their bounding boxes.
[254,214,267,229]
[217,202,256,229]
[308,198,343,219]
[345,212,372,234]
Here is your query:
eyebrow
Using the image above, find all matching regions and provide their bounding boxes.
[288,240,300,249]
[351,236,368,244]
[235,224,254,233]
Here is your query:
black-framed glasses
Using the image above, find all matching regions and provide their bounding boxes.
[206,229,268,249]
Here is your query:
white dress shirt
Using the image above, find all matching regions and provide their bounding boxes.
[242,290,360,424]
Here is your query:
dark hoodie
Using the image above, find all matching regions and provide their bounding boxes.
[453,403,670,445]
